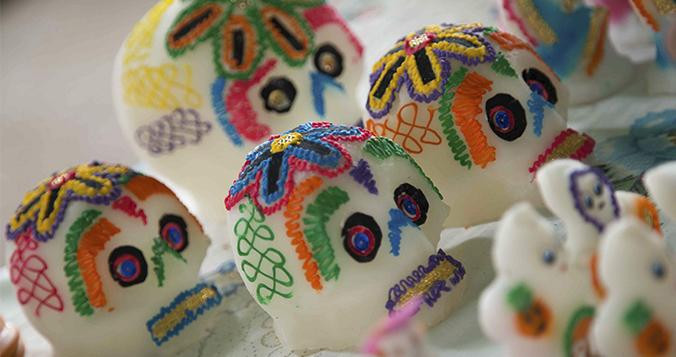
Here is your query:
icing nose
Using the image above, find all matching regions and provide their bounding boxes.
[310,71,344,117]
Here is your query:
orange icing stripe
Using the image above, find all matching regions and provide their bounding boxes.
[284,176,324,291]
[77,218,120,308]
[585,9,609,76]
[451,71,496,168]
[635,196,662,235]
[631,0,660,31]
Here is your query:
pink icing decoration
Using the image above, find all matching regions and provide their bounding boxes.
[593,0,632,23]
[501,0,539,46]
[361,297,423,354]
[304,5,364,60]
[225,59,276,141]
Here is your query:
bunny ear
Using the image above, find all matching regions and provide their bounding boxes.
[166,1,225,56]
[644,161,676,222]
[214,14,264,79]
[257,5,313,66]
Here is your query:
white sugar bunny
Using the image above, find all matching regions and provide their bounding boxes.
[593,161,676,357]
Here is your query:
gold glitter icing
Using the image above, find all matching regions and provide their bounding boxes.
[150,286,218,341]
[653,0,676,14]
[270,132,303,154]
[516,0,558,45]
[396,260,457,309]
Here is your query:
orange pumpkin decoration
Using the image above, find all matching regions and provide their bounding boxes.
[515,298,553,338]
[636,320,671,356]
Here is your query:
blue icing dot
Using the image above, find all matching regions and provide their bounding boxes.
[495,111,511,130]
[168,228,182,245]
[403,198,418,216]
[120,260,137,278]
[354,232,370,251]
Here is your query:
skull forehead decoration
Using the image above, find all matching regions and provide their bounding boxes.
[5,162,218,356]
[112,0,364,235]
[224,122,466,351]
[498,0,634,104]
[593,162,676,357]
[479,159,624,357]
[365,23,594,227]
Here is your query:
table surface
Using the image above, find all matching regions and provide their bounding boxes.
[1,0,675,356]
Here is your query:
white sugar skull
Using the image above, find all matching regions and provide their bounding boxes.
[112,0,364,237]
[224,123,466,351]
[592,161,675,357]
[365,23,594,228]
[536,159,620,265]
[5,162,219,356]
[498,0,634,104]
[479,203,599,357]
[629,0,676,93]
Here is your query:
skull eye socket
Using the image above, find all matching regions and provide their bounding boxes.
[485,93,527,141]
[341,212,382,262]
[521,68,558,105]
[109,246,148,287]
[314,44,344,78]
[159,214,188,252]
[260,77,297,113]
[394,183,429,226]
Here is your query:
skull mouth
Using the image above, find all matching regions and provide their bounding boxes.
[528,128,595,178]
[385,250,465,314]
[146,283,222,346]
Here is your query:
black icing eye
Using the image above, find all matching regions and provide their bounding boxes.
[314,44,344,78]
[485,93,526,142]
[260,77,296,113]
[542,249,556,265]
[341,212,382,262]
[159,214,188,252]
[109,246,148,287]
[521,68,558,105]
[651,261,665,280]
[394,183,429,226]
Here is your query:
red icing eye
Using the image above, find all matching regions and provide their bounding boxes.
[159,215,188,252]
[394,183,429,225]
[342,213,382,262]
[109,246,148,287]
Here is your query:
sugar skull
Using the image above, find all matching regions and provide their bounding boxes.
[498,0,634,104]
[593,161,676,356]
[629,0,676,93]
[5,162,219,356]
[479,202,599,357]
[112,0,364,236]
[364,23,594,228]
[224,122,466,351]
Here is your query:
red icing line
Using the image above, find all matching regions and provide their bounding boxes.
[112,195,147,225]
[225,59,277,141]
[304,5,364,59]
[9,230,64,316]
[528,129,596,175]
[501,0,539,46]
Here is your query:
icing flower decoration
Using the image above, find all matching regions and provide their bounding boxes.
[6,163,132,242]
[367,23,496,118]
[166,0,324,79]
[224,122,372,214]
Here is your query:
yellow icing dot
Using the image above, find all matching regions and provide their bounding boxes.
[270,132,303,154]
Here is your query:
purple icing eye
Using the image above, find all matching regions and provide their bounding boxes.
[342,212,382,262]
[159,215,188,252]
[109,246,148,287]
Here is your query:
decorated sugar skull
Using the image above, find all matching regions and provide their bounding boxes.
[112,0,364,236]
[498,0,634,104]
[593,162,676,356]
[224,122,466,351]
[629,0,676,93]
[479,203,596,357]
[479,159,626,356]
[5,162,219,356]
[365,23,594,228]
[536,159,619,265]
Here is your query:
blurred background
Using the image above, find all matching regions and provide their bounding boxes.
[0,0,496,266]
